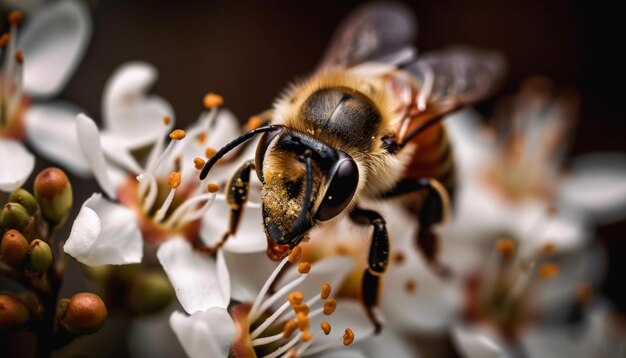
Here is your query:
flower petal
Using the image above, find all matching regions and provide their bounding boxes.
[307,300,375,348]
[102,62,174,149]
[452,324,507,358]
[200,196,266,254]
[559,152,626,224]
[0,139,35,192]
[76,113,117,198]
[64,193,142,265]
[24,102,92,176]
[157,237,230,313]
[19,0,91,98]
[223,250,280,303]
[170,307,235,358]
[444,108,493,178]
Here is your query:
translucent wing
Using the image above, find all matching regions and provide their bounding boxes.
[317,2,418,70]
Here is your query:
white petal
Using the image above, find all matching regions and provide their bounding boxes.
[19,0,91,98]
[200,196,266,253]
[170,308,235,358]
[348,327,420,358]
[102,62,174,149]
[0,139,35,192]
[157,237,230,313]
[559,152,626,224]
[64,193,142,265]
[307,300,374,347]
[452,324,508,358]
[516,210,591,256]
[76,114,117,198]
[223,250,280,303]
[381,251,460,333]
[24,102,92,177]
[444,108,493,178]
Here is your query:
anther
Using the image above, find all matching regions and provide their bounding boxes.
[246,116,263,130]
[205,148,217,158]
[8,11,23,25]
[203,93,224,109]
[206,183,220,193]
[538,263,559,279]
[283,321,297,338]
[0,33,9,47]
[162,115,171,125]
[301,330,313,342]
[320,283,331,300]
[539,242,556,256]
[292,304,309,315]
[167,172,182,189]
[288,246,302,263]
[320,321,331,335]
[15,51,24,64]
[169,129,186,140]
[343,328,355,346]
[296,312,309,331]
[393,252,405,265]
[496,238,516,258]
[323,299,336,316]
[196,133,207,144]
[298,262,311,274]
[404,279,417,294]
[288,291,304,306]
[194,157,206,170]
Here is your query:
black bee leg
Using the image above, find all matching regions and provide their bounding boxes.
[382,178,451,278]
[196,160,254,253]
[349,206,389,334]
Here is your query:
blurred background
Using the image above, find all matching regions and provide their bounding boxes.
[2,0,625,355]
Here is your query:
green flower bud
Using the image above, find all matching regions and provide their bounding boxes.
[128,272,175,315]
[61,293,107,335]
[0,203,30,231]
[34,167,73,227]
[0,294,29,329]
[29,240,53,272]
[1,230,29,266]
[8,188,38,215]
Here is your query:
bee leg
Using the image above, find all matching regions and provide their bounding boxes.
[196,160,254,253]
[349,206,389,334]
[382,178,452,278]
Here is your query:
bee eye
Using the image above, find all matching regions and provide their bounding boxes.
[315,157,359,221]
[255,127,283,182]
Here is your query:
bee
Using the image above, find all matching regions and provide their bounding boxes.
[199,3,504,329]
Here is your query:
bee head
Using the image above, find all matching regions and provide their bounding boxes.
[255,130,359,248]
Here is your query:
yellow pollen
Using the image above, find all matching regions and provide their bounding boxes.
[288,246,302,263]
[206,183,220,193]
[196,132,207,144]
[167,172,182,189]
[162,115,171,125]
[292,304,309,315]
[193,157,206,170]
[205,148,217,158]
[283,321,297,338]
[300,330,313,342]
[496,238,516,258]
[320,283,331,300]
[539,263,560,279]
[288,291,304,306]
[343,328,355,346]
[8,11,23,25]
[405,279,417,294]
[393,252,406,265]
[169,129,186,140]
[323,299,337,316]
[203,93,224,108]
[540,242,556,256]
[320,321,331,335]
[246,116,263,130]
[0,33,9,47]
[298,262,311,274]
[15,51,23,64]
[296,312,309,331]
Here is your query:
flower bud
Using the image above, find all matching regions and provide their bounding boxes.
[1,230,29,266]
[34,167,73,227]
[0,294,29,329]
[61,293,107,335]
[0,203,30,231]
[8,188,38,214]
[29,240,53,272]
[128,272,175,315]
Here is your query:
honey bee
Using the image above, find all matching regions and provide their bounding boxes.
[200,3,504,329]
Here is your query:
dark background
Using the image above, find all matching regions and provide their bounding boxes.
[3,0,625,351]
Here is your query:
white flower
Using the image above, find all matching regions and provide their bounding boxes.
[160,237,418,357]
[0,0,90,191]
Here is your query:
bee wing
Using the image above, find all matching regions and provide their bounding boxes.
[317,2,418,70]
[405,46,507,109]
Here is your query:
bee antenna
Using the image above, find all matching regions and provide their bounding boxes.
[199,125,280,180]
[289,151,314,244]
